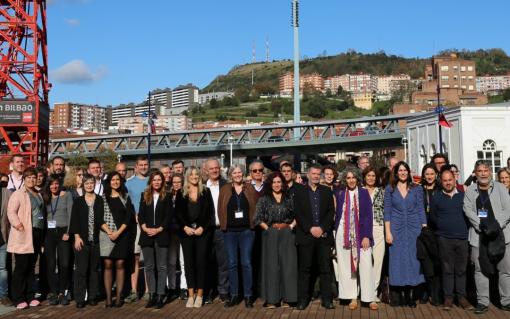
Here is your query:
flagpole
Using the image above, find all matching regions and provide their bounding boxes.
[436,64,443,154]
[148,91,152,169]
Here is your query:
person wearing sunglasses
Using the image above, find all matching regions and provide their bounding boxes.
[249,160,265,197]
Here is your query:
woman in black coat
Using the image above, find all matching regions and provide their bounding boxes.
[138,171,173,309]
[175,166,214,308]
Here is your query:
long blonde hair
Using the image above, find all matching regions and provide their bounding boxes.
[63,167,84,189]
[143,171,167,204]
[183,166,204,198]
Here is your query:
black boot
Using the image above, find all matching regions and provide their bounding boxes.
[390,287,401,307]
[407,287,416,308]
[155,295,165,309]
[145,293,157,308]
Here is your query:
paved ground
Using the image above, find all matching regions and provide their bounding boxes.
[1,298,510,319]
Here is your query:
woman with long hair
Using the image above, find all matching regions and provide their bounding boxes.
[218,164,258,309]
[100,171,135,308]
[419,163,442,306]
[65,167,85,199]
[255,171,297,308]
[44,174,73,306]
[138,171,172,309]
[384,161,426,308]
[335,167,377,311]
[362,166,385,304]
[166,173,184,301]
[175,167,214,308]
[7,168,45,309]
[69,173,103,308]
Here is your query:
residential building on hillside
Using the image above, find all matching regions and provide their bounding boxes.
[324,75,350,93]
[279,72,324,96]
[411,54,488,106]
[51,102,108,132]
[148,88,172,110]
[117,115,192,134]
[110,103,166,126]
[172,84,199,110]
[352,92,374,110]
[376,74,411,94]
[348,73,377,93]
[198,91,234,105]
[476,75,510,93]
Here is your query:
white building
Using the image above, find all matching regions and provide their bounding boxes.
[198,91,234,105]
[172,84,199,110]
[148,88,172,110]
[117,115,192,133]
[476,75,510,93]
[406,102,510,180]
[376,74,411,94]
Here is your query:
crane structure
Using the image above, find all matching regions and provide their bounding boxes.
[0,0,50,167]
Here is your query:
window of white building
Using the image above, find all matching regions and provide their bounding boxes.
[477,139,503,177]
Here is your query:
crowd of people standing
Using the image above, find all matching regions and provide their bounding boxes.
[0,152,510,315]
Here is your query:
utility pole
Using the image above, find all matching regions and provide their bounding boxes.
[147,91,152,169]
[435,59,444,154]
[292,0,300,140]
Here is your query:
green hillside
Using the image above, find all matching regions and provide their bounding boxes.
[202,49,510,93]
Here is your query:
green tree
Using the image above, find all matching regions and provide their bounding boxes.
[235,87,250,103]
[305,97,328,118]
[503,88,510,101]
[325,88,332,98]
[336,85,344,96]
[67,153,89,168]
[209,98,219,108]
[245,110,258,117]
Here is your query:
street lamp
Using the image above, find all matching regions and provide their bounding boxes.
[402,135,408,162]
[228,135,234,167]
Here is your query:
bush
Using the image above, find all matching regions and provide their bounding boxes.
[245,110,258,117]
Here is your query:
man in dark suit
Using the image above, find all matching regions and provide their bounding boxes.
[294,163,335,310]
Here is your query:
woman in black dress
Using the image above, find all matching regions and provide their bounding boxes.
[100,172,135,307]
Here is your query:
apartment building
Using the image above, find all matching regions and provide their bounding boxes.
[50,102,108,132]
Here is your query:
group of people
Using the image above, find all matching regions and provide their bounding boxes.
[0,152,510,315]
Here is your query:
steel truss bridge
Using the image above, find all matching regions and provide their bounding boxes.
[49,114,418,159]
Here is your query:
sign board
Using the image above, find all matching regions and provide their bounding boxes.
[0,100,36,124]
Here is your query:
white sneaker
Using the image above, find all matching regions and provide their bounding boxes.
[186,297,195,308]
[194,296,203,308]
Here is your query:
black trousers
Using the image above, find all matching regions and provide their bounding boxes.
[74,243,100,303]
[437,236,468,297]
[12,228,44,304]
[180,232,210,290]
[45,227,72,295]
[297,238,333,302]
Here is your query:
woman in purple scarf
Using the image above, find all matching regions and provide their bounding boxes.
[334,167,377,311]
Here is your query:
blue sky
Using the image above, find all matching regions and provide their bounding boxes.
[47,0,510,106]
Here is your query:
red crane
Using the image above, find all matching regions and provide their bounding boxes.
[0,0,50,168]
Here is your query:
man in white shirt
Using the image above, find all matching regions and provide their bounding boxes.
[7,154,25,191]
[249,160,265,195]
[205,158,229,302]
[87,159,103,195]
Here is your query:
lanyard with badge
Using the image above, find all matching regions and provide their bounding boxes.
[477,185,492,219]
[48,193,60,229]
[234,189,244,219]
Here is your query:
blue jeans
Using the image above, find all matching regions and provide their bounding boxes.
[224,230,255,297]
[0,244,7,297]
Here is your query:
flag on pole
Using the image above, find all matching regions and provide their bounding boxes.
[147,112,157,134]
[435,105,453,128]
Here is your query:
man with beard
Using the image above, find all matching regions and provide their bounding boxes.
[464,160,510,314]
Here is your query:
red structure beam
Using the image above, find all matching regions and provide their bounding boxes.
[0,0,50,169]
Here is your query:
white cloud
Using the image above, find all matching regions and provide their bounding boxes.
[50,60,108,85]
[65,19,80,26]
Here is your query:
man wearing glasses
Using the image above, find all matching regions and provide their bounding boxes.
[431,154,449,173]
[249,160,265,197]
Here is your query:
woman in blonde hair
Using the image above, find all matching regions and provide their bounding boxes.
[138,171,172,309]
[175,166,214,308]
[64,167,85,199]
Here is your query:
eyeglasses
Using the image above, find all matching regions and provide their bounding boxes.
[251,169,263,173]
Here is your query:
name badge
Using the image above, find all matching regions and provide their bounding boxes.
[48,220,57,229]
[478,209,488,218]
[234,210,244,219]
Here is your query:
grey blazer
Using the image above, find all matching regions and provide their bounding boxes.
[1,188,13,243]
[463,181,510,247]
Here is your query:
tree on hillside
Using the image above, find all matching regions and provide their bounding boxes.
[235,87,250,103]
[209,98,219,108]
[336,85,344,96]
[305,97,328,118]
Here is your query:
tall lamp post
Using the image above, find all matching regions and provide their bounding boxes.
[292,0,300,140]
[228,135,234,167]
